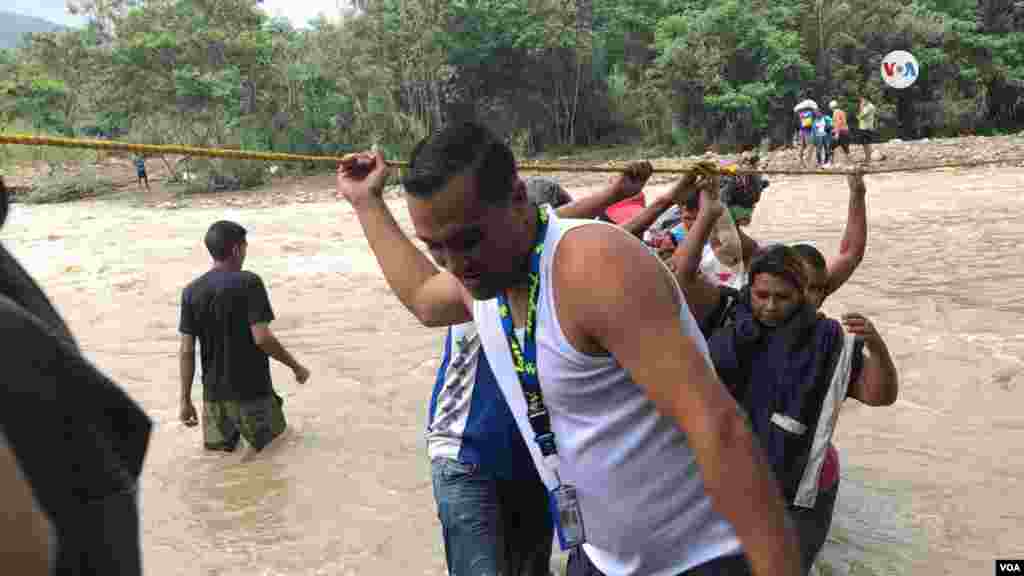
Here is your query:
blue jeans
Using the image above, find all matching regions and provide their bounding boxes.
[431,458,554,576]
[816,134,832,165]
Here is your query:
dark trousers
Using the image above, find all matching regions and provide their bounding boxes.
[831,132,851,155]
[790,482,839,575]
[565,482,840,576]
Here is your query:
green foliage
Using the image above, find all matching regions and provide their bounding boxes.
[647,0,815,147]
[3,0,1023,180]
[21,163,117,204]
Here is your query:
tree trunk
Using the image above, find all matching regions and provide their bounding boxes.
[159,154,176,180]
[978,0,1015,32]
[430,76,442,130]
[571,55,582,145]
[816,0,829,97]
[573,0,593,145]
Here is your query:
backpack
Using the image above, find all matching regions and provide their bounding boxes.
[719,163,768,208]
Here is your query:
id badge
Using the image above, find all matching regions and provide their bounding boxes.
[549,484,586,550]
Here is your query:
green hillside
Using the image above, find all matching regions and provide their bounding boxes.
[0,11,64,50]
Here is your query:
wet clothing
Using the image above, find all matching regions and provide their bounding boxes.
[699,284,744,339]
[474,207,742,576]
[180,268,285,451]
[818,443,840,489]
[0,241,151,575]
[179,269,275,402]
[203,393,287,451]
[427,324,552,575]
[428,323,540,482]
[707,293,864,574]
[708,294,863,505]
[789,482,838,573]
[431,457,553,576]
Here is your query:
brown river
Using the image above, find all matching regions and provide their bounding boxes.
[2,166,1021,575]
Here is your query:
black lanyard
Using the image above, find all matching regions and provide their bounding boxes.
[495,206,557,459]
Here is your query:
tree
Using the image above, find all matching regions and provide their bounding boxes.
[0,0,1012,164]
[66,0,134,39]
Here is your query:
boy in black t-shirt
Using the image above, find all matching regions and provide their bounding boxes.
[178,220,310,451]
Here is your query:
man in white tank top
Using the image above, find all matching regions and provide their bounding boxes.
[337,121,801,576]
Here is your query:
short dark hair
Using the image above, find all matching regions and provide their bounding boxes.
[792,243,827,272]
[0,177,8,230]
[750,244,808,294]
[524,177,572,208]
[401,120,518,204]
[204,220,247,261]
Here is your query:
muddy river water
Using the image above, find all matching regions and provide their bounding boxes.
[2,166,1021,575]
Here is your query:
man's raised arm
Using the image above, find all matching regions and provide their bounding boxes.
[665,174,725,323]
[336,151,470,327]
[555,162,655,222]
[553,226,801,576]
[826,171,868,295]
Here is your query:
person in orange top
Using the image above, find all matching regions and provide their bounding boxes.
[828,100,851,165]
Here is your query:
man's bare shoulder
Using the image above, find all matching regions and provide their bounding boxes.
[556,222,672,283]
[556,220,641,259]
[552,221,679,318]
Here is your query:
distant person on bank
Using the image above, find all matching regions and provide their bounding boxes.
[828,101,851,165]
[857,97,878,164]
[134,155,151,192]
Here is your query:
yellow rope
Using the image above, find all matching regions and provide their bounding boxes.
[2,132,1023,176]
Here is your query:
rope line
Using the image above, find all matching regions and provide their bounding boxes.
[3,133,1023,176]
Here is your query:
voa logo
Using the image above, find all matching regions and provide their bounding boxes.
[881,50,919,89]
[997,560,1023,574]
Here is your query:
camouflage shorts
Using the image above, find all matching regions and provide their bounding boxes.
[203,394,286,452]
